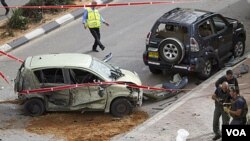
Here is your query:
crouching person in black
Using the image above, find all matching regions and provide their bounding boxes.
[212,81,231,140]
[224,88,248,125]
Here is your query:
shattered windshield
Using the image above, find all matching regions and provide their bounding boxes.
[90,58,123,81]
[90,58,113,81]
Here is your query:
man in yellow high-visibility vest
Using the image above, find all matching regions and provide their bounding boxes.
[82,0,109,52]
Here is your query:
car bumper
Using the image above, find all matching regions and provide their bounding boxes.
[130,89,143,107]
[143,50,204,72]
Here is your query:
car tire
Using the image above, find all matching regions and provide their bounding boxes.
[110,98,132,117]
[233,38,245,57]
[159,38,184,64]
[149,66,162,74]
[198,59,212,80]
[24,98,45,116]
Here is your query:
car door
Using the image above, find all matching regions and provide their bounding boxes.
[68,69,107,109]
[197,18,217,52]
[34,68,70,110]
[211,15,233,57]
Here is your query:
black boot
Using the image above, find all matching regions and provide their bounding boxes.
[5,8,9,15]
[212,134,221,140]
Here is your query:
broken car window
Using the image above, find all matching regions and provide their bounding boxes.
[155,23,188,42]
[90,58,113,81]
[34,68,64,84]
[198,20,213,37]
[70,69,99,84]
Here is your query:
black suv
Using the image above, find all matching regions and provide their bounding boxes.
[143,8,246,79]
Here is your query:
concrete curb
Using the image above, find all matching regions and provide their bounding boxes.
[0,0,110,53]
[113,53,250,141]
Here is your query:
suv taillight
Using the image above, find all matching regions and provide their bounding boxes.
[146,32,151,45]
[190,37,199,52]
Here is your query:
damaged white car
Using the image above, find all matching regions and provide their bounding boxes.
[15,53,143,117]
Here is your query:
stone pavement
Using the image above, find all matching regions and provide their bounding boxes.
[112,53,250,141]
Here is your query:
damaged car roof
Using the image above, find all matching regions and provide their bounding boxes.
[25,53,93,69]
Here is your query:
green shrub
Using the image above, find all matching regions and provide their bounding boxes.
[6,0,75,30]
[45,0,74,5]
[7,9,29,29]
[22,0,43,23]
[45,0,74,13]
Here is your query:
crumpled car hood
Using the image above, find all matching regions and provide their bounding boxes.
[116,69,142,85]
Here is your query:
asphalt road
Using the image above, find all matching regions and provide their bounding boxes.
[0,0,250,140]
[0,0,249,97]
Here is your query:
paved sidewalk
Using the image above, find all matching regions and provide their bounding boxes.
[112,54,250,141]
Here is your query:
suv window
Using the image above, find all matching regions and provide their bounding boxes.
[34,68,64,84]
[154,23,188,42]
[198,20,213,37]
[212,16,227,33]
[69,69,99,84]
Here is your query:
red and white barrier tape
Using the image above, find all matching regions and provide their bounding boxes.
[0,71,9,84]
[0,0,200,9]
[0,0,199,91]
[0,51,24,63]
[19,81,182,95]
[0,51,23,83]
[0,50,190,93]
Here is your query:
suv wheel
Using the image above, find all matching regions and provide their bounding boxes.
[159,38,184,64]
[233,38,245,57]
[24,98,45,116]
[149,66,162,74]
[111,98,132,117]
[198,60,212,80]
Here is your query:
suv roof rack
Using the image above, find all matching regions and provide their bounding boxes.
[162,7,181,17]
[196,11,214,21]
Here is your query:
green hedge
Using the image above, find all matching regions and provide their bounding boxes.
[7,9,29,29]
[7,0,74,29]
[22,0,44,23]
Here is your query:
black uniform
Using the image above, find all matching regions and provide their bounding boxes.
[215,76,239,91]
[230,96,248,125]
[213,87,231,137]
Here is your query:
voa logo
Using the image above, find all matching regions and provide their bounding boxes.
[226,129,246,136]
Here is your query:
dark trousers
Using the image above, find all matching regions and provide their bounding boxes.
[89,28,104,50]
[1,0,9,15]
[213,106,230,136]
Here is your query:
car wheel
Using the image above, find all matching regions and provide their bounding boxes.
[149,66,162,74]
[233,38,245,57]
[198,59,212,80]
[24,98,45,116]
[110,98,132,117]
[159,38,184,64]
